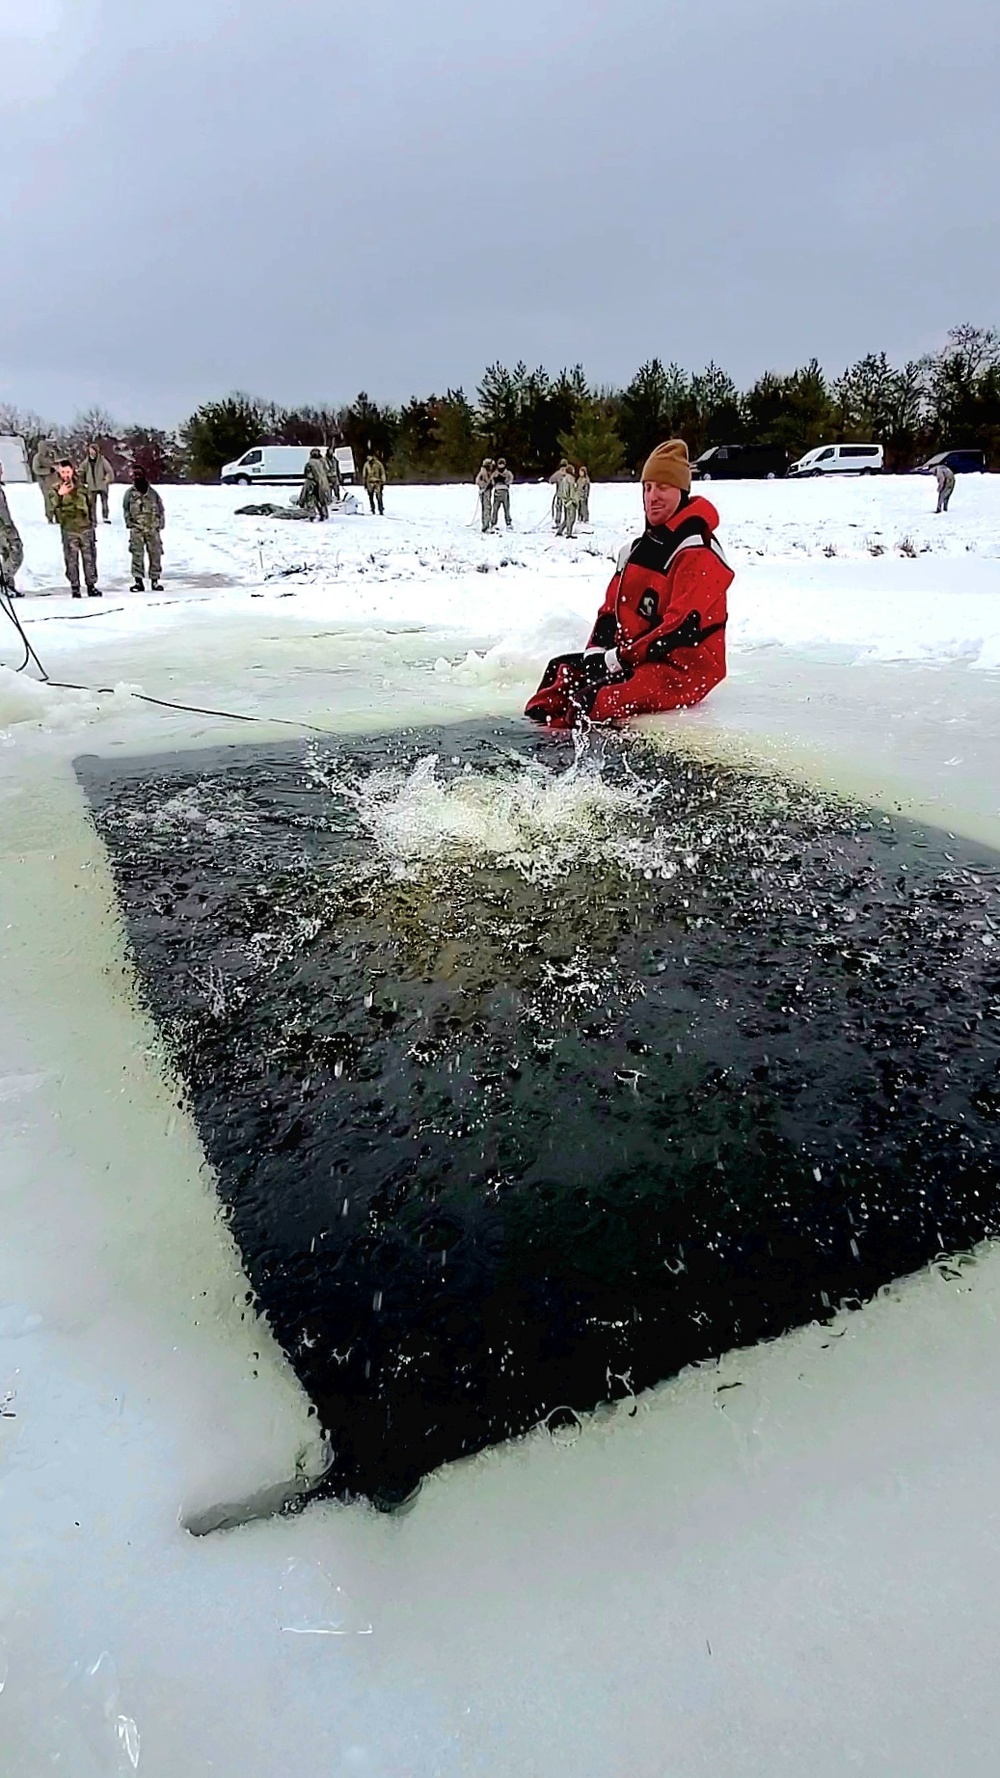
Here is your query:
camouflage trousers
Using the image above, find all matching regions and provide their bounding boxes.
[41,478,59,522]
[62,527,98,591]
[491,487,511,529]
[86,488,110,523]
[577,492,590,524]
[129,527,162,582]
[556,503,577,538]
[0,524,24,586]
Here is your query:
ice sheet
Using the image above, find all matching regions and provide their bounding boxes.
[4,479,1000,1774]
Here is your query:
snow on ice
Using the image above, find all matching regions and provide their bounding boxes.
[3,476,1000,1775]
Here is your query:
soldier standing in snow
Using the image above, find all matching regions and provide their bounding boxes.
[326,447,342,504]
[576,465,591,525]
[554,463,579,538]
[0,463,25,596]
[79,441,115,524]
[476,459,495,532]
[31,435,61,523]
[301,448,331,520]
[491,459,513,530]
[549,459,572,531]
[123,469,165,591]
[363,452,387,514]
[935,462,956,513]
[52,461,100,597]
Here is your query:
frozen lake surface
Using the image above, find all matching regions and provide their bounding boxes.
[3,478,1000,1774]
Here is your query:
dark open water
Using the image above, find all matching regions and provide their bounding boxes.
[77,722,1000,1503]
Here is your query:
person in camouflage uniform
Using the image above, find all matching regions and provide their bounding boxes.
[31,435,61,522]
[475,458,495,531]
[0,463,25,596]
[325,447,342,503]
[362,452,387,514]
[554,464,579,538]
[51,462,100,596]
[576,464,591,525]
[549,459,571,531]
[79,442,115,523]
[491,458,513,530]
[300,448,331,520]
[934,462,957,513]
[122,469,165,590]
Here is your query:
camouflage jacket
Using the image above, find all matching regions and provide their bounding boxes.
[363,456,387,488]
[303,457,330,496]
[51,484,93,534]
[123,487,165,532]
[476,465,494,492]
[31,441,60,482]
[80,453,114,492]
[0,486,20,540]
[557,470,579,507]
[493,467,513,491]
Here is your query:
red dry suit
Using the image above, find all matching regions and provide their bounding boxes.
[525,494,732,728]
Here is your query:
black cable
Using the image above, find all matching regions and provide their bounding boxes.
[0,573,48,678]
[0,586,340,736]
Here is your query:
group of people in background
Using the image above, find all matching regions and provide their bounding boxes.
[549,460,590,537]
[473,458,591,535]
[298,447,342,521]
[0,439,166,598]
[475,458,514,531]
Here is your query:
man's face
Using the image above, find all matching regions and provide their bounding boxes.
[643,482,683,526]
[57,464,74,491]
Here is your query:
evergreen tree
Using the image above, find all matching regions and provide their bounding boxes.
[687,363,744,454]
[744,361,832,456]
[179,393,269,481]
[431,389,480,478]
[476,362,531,466]
[393,397,438,477]
[557,397,625,478]
[619,360,689,472]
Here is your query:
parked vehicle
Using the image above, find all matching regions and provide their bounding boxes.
[692,444,789,481]
[220,444,357,486]
[0,435,31,483]
[789,443,884,477]
[915,449,987,475]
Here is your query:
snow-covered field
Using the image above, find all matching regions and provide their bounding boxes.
[4,477,1000,1775]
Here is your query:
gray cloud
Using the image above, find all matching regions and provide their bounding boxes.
[2,0,998,424]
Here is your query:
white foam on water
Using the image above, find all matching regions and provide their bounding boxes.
[308,739,662,883]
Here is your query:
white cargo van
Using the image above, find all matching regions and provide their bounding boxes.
[789,443,884,477]
[0,435,31,482]
[220,444,357,486]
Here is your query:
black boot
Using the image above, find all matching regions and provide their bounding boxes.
[131,579,145,592]
[87,587,102,598]
[71,589,82,599]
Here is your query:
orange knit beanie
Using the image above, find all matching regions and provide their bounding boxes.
[640,438,691,491]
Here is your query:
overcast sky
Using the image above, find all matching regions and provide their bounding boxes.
[1,0,997,426]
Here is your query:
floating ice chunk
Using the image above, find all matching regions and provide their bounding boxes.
[65,1651,141,1772]
[277,1558,373,1636]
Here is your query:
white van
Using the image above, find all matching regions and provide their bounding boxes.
[0,435,31,482]
[789,443,884,477]
[220,444,358,486]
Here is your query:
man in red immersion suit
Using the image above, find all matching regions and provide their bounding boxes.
[525,439,733,728]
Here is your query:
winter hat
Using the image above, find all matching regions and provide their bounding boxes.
[640,438,691,491]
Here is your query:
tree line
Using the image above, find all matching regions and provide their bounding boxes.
[4,325,999,484]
